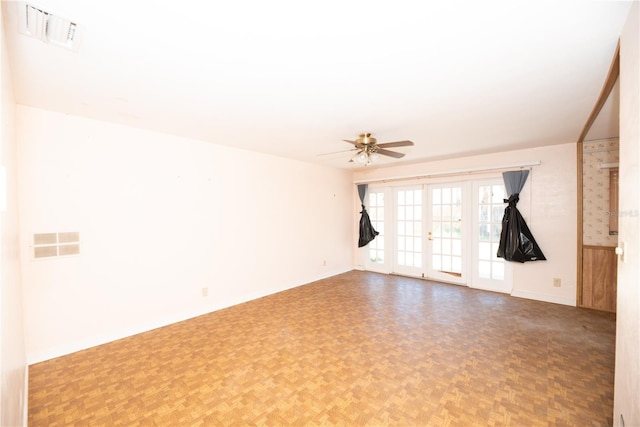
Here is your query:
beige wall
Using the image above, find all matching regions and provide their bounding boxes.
[614,2,640,425]
[353,143,577,306]
[18,106,354,363]
[0,4,27,426]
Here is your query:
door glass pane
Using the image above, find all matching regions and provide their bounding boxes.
[413,253,422,268]
[452,239,461,256]
[442,188,451,204]
[432,189,441,204]
[442,205,451,219]
[479,242,491,260]
[442,222,451,238]
[432,255,441,270]
[492,262,505,280]
[479,260,491,278]
[452,187,461,204]
[492,185,504,203]
[432,238,441,253]
[398,236,405,250]
[452,222,462,238]
[432,205,441,221]
[492,206,503,222]
[433,222,441,237]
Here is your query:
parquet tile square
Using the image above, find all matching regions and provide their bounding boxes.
[29,271,616,426]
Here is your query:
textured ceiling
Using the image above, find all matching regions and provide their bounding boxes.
[2,1,630,169]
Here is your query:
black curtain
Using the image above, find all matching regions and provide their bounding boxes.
[497,171,546,262]
[357,184,378,248]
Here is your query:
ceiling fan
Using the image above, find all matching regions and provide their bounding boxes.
[342,133,414,165]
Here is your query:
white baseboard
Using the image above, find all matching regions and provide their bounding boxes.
[304,267,354,286]
[511,289,576,306]
[27,267,354,364]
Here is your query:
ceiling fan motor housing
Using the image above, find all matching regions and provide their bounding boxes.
[358,133,376,146]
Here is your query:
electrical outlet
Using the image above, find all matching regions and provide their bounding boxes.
[323,259,327,266]
[202,287,208,297]
[553,278,561,287]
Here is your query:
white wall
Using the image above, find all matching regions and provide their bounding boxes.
[353,143,577,306]
[614,2,640,425]
[18,106,354,363]
[0,4,27,425]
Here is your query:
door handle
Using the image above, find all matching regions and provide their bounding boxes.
[428,231,433,241]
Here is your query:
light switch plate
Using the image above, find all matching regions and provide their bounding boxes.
[615,242,626,263]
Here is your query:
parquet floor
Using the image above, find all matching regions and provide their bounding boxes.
[29,271,616,426]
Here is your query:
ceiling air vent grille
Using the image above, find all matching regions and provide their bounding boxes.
[18,3,80,51]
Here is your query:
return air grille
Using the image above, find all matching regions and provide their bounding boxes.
[19,3,80,51]
[33,232,80,259]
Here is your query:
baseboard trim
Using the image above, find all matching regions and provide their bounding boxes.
[511,289,576,307]
[27,267,354,365]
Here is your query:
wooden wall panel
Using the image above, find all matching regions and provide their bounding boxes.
[582,245,617,312]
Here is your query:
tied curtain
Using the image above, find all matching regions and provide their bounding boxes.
[357,184,379,248]
[497,170,546,262]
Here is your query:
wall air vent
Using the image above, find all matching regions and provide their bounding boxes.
[32,232,80,259]
[18,3,81,51]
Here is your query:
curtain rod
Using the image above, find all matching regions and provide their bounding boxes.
[353,161,541,185]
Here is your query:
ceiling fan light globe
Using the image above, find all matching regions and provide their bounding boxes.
[356,152,368,164]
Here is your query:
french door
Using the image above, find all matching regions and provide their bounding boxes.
[426,184,466,284]
[388,184,466,284]
[472,180,512,293]
[362,179,512,293]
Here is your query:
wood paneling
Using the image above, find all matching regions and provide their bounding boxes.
[582,245,618,312]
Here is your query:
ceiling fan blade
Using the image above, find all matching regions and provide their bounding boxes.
[376,148,406,158]
[343,139,358,145]
[376,140,414,148]
[317,148,358,156]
